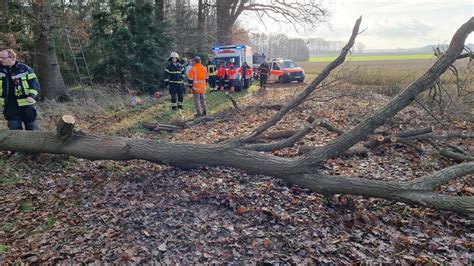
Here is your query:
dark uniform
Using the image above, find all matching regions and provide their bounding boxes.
[258,62,270,89]
[164,61,184,110]
[206,61,217,91]
[0,62,40,130]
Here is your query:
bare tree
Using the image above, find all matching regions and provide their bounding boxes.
[32,0,70,101]
[214,0,328,45]
[1,17,473,214]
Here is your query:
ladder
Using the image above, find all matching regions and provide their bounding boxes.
[64,29,94,88]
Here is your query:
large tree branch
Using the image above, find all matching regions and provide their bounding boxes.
[283,162,474,214]
[296,17,474,167]
[240,16,362,143]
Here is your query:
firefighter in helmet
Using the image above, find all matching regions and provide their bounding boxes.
[164,52,184,110]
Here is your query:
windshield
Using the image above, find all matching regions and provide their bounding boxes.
[214,57,241,68]
[281,60,298,68]
[253,55,266,65]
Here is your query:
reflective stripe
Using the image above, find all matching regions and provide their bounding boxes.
[165,69,182,74]
[170,102,178,107]
[12,72,28,79]
[21,78,29,90]
[0,73,5,77]
[25,89,38,96]
[194,81,205,84]
[27,73,37,80]
[168,80,182,84]
[17,98,35,106]
[0,97,4,106]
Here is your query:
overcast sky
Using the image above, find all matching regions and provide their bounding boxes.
[243,0,473,49]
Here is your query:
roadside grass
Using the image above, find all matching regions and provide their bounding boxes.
[310,54,434,62]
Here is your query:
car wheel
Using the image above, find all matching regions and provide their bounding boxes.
[297,79,304,83]
[278,76,284,83]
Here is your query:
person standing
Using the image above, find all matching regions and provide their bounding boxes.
[241,61,251,89]
[206,59,217,92]
[258,59,270,90]
[188,56,209,117]
[164,52,184,110]
[0,49,40,130]
[216,61,226,91]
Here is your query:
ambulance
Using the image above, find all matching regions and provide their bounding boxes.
[211,44,254,89]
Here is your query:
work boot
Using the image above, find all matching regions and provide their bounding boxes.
[202,111,207,116]
[194,113,202,117]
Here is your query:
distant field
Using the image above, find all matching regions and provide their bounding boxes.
[309,54,434,62]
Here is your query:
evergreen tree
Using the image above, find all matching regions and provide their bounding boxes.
[90,2,171,92]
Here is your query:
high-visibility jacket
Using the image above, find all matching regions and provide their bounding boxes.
[188,63,208,94]
[206,63,217,77]
[0,62,40,108]
[226,68,239,80]
[241,65,252,79]
[217,66,226,79]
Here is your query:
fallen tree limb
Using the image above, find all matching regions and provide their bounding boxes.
[142,122,183,132]
[246,130,299,142]
[142,116,217,132]
[364,127,433,149]
[307,116,344,135]
[244,119,320,151]
[226,93,241,112]
[240,17,363,143]
[297,145,368,157]
[297,17,474,166]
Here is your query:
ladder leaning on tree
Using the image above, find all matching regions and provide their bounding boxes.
[64,28,94,92]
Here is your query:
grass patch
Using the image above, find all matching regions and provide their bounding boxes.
[0,244,9,254]
[20,199,33,212]
[2,219,19,233]
[310,54,434,62]
[0,173,22,186]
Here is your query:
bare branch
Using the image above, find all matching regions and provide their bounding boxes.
[296,17,474,167]
[240,16,362,143]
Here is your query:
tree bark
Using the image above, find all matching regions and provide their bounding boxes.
[32,0,70,102]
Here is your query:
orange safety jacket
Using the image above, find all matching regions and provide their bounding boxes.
[226,68,239,80]
[188,63,209,94]
[217,66,226,79]
[245,68,252,79]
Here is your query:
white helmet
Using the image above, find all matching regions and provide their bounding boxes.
[169,52,179,59]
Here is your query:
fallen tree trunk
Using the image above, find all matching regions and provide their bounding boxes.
[1,119,472,214]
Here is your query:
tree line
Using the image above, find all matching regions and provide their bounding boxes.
[0,0,328,100]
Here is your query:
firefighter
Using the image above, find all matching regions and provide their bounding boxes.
[258,58,270,90]
[188,56,209,117]
[0,49,40,131]
[164,52,184,110]
[216,61,226,91]
[241,61,251,89]
[206,59,217,92]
